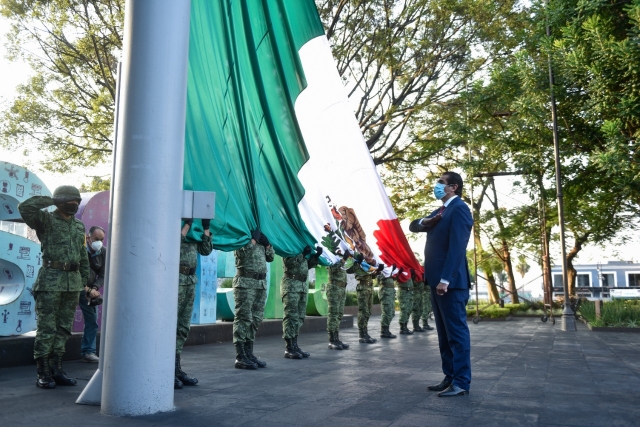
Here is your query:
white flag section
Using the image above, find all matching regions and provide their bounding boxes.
[295,36,422,278]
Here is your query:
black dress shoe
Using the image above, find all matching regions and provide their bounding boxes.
[427,380,452,391]
[438,385,469,397]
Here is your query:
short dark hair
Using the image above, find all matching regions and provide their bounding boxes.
[88,225,105,235]
[442,171,463,196]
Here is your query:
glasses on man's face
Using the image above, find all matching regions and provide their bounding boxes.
[437,179,454,186]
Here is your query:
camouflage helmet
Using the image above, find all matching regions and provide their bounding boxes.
[53,185,81,202]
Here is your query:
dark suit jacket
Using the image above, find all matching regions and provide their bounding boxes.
[409,197,473,289]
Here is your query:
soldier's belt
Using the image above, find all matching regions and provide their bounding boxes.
[398,286,413,290]
[382,283,396,288]
[237,269,266,280]
[179,265,197,275]
[357,281,373,287]
[330,280,347,288]
[284,273,308,282]
[44,261,80,271]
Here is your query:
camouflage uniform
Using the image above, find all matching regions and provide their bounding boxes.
[397,276,414,333]
[411,279,425,331]
[281,254,309,339]
[176,232,213,355]
[421,284,433,327]
[350,263,376,342]
[232,242,274,344]
[326,260,348,333]
[378,275,396,327]
[18,196,89,361]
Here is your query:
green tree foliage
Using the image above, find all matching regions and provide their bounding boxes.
[0,0,123,172]
[316,0,523,166]
[79,175,110,192]
[516,254,530,278]
[549,0,640,206]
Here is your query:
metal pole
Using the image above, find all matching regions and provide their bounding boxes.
[100,0,191,416]
[76,61,123,406]
[546,3,575,331]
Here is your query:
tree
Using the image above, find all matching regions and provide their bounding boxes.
[0,0,123,172]
[315,0,523,165]
[547,0,640,208]
[516,255,530,278]
[79,176,110,192]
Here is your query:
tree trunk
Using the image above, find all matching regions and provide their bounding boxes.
[470,178,500,303]
[489,178,519,303]
[475,233,501,303]
[566,232,590,298]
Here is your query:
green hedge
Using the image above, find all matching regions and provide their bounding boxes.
[579,300,640,327]
[466,306,512,318]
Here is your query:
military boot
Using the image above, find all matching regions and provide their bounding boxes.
[284,338,303,359]
[235,342,258,369]
[328,331,343,350]
[245,341,267,368]
[364,327,377,343]
[293,336,310,358]
[174,376,183,389]
[423,319,434,330]
[359,328,376,344]
[358,328,368,343]
[380,325,397,338]
[175,354,198,386]
[335,330,349,349]
[413,319,426,332]
[399,323,414,335]
[35,357,56,389]
[50,354,77,386]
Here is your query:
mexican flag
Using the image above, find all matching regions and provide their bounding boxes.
[183,0,421,276]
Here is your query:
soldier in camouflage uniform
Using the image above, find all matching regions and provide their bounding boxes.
[420,283,435,330]
[396,268,414,335]
[232,230,274,369]
[378,265,397,339]
[352,254,384,343]
[411,270,427,332]
[18,186,89,389]
[174,218,213,389]
[281,245,322,359]
[326,249,352,350]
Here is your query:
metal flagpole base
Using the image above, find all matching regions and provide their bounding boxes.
[561,313,577,331]
[76,368,103,405]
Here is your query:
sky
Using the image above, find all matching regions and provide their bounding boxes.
[1,15,638,299]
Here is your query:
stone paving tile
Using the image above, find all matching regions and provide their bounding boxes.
[1,317,640,426]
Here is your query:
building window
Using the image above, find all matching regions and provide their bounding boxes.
[629,273,640,287]
[576,273,590,287]
[601,273,615,287]
[553,274,562,287]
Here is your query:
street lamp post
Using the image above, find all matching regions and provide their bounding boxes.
[546,1,576,331]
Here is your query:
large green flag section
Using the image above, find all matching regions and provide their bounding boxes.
[184,0,325,256]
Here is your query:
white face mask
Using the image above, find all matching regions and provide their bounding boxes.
[90,240,103,252]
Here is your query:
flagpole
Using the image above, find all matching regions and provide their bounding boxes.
[99,0,192,416]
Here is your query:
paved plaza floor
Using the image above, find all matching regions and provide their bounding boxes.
[1,316,639,426]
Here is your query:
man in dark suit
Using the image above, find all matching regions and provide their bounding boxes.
[409,171,473,397]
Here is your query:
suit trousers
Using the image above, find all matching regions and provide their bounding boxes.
[430,286,471,391]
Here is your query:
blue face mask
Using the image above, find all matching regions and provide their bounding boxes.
[434,183,446,200]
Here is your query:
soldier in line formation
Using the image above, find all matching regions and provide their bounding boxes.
[19,186,90,389]
[174,218,213,389]
[325,249,352,350]
[377,264,397,339]
[281,245,323,359]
